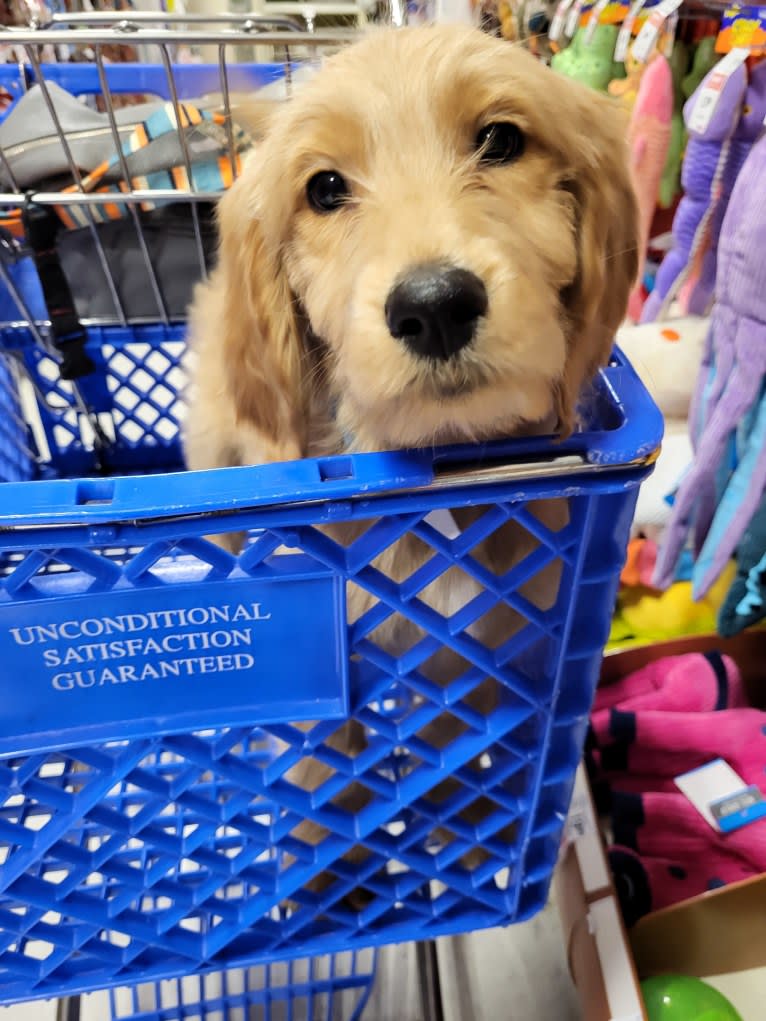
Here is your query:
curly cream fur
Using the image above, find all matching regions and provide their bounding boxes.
[186,24,637,471]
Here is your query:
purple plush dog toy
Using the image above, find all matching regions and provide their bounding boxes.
[654,132,766,594]
[684,60,766,317]
[640,61,753,323]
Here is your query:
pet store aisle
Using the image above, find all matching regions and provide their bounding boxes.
[0,915,579,1021]
[437,904,582,1020]
[1,916,765,1019]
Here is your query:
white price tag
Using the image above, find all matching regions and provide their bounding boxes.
[549,0,576,41]
[675,757,766,833]
[687,48,749,134]
[631,0,682,63]
[663,8,679,56]
[565,0,585,38]
[584,0,610,43]
[614,0,647,62]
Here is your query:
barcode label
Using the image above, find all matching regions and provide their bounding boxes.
[549,0,576,41]
[585,0,610,43]
[565,0,585,37]
[710,786,766,833]
[663,8,679,56]
[631,0,682,62]
[687,48,749,134]
[615,0,647,62]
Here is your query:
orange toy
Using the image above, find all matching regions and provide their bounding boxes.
[609,50,648,108]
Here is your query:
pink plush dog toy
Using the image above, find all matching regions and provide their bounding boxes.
[626,56,674,323]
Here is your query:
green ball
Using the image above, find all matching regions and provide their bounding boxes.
[641,976,744,1021]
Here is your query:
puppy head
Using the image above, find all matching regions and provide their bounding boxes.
[217,25,638,453]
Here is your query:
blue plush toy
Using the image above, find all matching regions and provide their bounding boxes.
[718,488,766,636]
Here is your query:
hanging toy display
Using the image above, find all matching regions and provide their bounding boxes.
[551,22,626,89]
[654,132,766,598]
[626,53,674,322]
[495,0,520,38]
[658,39,690,209]
[639,57,748,323]
[679,58,766,316]
[608,46,647,107]
[682,33,720,96]
[517,0,558,56]
[474,0,509,36]
[473,0,557,49]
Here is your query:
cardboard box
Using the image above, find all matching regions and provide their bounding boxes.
[556,632,766,1021]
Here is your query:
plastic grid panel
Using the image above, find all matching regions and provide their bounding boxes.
[102,334,187,452]
[5,324,187,477]
[0,329,649,485]
[0,319,658,1002]
[0,352,34,483]
[0,477,638,1003]
[106,950,377,1021]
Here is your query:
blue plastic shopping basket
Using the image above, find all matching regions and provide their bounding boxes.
[0,27,662,1013]
[104,950,377,1021]
[0,329,662,1006]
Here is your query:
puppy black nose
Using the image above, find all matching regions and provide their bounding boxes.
[385,264,488,361]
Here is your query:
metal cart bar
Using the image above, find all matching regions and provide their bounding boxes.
[44,11,306,30]
[0,29,356,45]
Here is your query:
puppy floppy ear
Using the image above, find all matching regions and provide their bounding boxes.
[215,171,309,461]
[227,95,282,141]
[557,91,639,434]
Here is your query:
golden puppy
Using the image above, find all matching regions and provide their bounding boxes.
[184,24,638,903]
[186,24,637,470]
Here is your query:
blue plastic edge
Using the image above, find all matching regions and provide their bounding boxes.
[0,347,663,527]
[20,61,288,99]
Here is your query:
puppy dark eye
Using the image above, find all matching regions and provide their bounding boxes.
[475,122,525,165]
[306,171,350,212]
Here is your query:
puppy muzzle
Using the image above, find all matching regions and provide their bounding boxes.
[385,263,488,362]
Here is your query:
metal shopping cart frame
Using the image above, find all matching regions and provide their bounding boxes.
[0,15,662,1019]
[0,14,358,479]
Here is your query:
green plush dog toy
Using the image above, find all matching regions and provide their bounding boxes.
[551,24,626,91]
[659,40,690,209]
